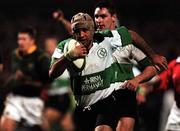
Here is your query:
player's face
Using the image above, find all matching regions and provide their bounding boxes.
[73,28,94,49]
[44,38,57,56]
[94,7,116,31]
[17,33,34,53]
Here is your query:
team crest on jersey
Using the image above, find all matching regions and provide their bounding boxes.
[97,48,107,58]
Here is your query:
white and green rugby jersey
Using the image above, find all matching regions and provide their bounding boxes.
[51,26,152,107]
[48,70,70,96]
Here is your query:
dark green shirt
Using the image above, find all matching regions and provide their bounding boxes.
[11,48,51,97]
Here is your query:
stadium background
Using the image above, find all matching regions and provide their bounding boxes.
[0,0,179,70]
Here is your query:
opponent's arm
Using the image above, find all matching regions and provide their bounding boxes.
[129,30,168,71]
[53,9,72,35]
[122,66,157,91]
[121,44,157,91]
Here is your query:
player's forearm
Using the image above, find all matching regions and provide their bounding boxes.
[133,66,157,84]
[49,56,70,79]
[129,30,156,59]
[61,19,72,35]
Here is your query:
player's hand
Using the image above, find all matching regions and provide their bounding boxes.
[136,86,147,104]
[136,83,153,104]
[122,79,139,91]
[53,9,64,21]
[152,54,168,71]
[65,43,87,60]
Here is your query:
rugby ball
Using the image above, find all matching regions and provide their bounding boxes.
[64,39,86,71]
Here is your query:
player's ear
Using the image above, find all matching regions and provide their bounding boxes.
[112,14,117,23]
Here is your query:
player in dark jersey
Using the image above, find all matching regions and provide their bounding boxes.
[0,26,51,131]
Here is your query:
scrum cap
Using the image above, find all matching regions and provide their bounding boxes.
[71,13,94,32]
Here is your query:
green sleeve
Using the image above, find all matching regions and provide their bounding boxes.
[50,38,72,66]
[116,26,132,47]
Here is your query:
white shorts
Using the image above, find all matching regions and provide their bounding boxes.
[165,102,180,131]
[2,94,44,126]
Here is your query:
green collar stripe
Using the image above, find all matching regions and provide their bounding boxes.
[96,29,113,37]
